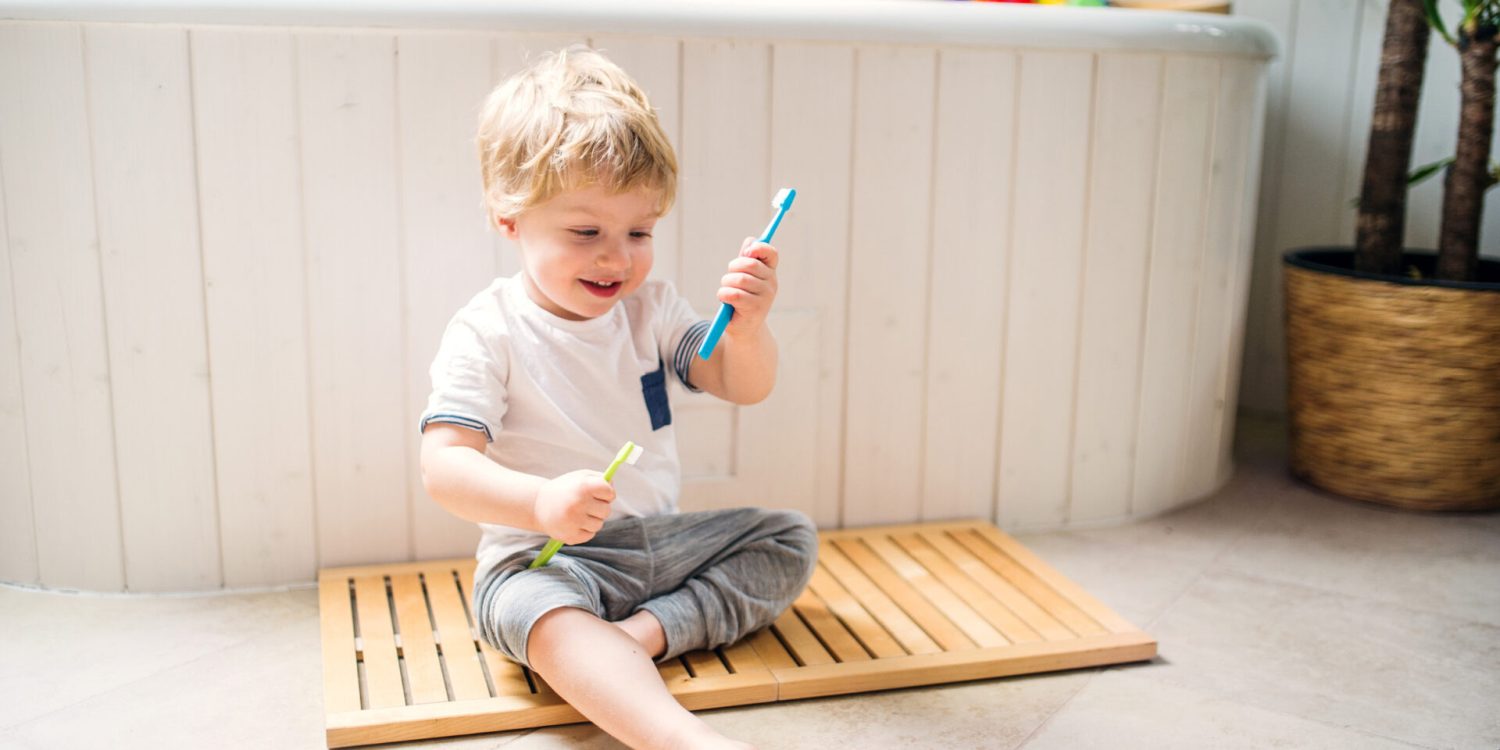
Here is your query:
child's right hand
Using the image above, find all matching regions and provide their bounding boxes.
[534,470,615,545]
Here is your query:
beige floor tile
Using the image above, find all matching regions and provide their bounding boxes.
[1211,488,1500,626]
[0,585,317,730]
[1024,670,1427,750]
[499,670,1094,750]
[1137,568,1500,749]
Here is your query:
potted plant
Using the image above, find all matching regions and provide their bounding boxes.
[1282,0,1500,511]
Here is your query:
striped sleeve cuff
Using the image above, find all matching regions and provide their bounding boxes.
[419,413,493,442]
[672,320,711,393]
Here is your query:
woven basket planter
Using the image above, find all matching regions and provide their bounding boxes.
[1283,248,1500,511]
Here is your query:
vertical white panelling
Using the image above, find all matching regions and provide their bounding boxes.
[85,26,221,591]
[0,144,38,586]
[596,37,683,288]
[921,49,1015,524]
[1406,0,1464,250]
[1217,63,1272,483]
[1070,54,1164,526]
[297,33,408,567]
[193,29,317,587]
[769,42,854,528]
[677,39,770,509]
[491,33,589,278]
[1133,57,1218,518]
[842,45,936,528]
[1242,0,1361,413]
[397,32,494,561]
[996,51,1093,531]
[1182,58,1259,502]
[0,25,124,590]
[1233,0,1295,415]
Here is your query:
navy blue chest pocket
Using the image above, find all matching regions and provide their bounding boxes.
[641,359,671,431]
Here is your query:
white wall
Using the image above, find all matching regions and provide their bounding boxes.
[1233,0,1500,415]
[0,2,1273,591]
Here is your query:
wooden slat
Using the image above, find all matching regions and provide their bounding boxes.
[418,565,491,701]
[806,566,906,658]
[829,538,974,653]
[951,529,1105,637]
[321,521,1153,746]
[684,650,729,679]
[352,575,405,709]
[972,526,1133,635]
[918,530,1073,642]
[771,632,1158,702]
[389,573,448,705]
[456,563,533,698]
[892,534,1041,644]
[319,574,361,714]
[791,588,871,663]
[747,628,798,672]
[862,536,1007,648]
[818,544,941,656]
[768,609,834,667]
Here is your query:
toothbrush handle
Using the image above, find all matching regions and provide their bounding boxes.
[530,538,564,569]
[698,209,789,360]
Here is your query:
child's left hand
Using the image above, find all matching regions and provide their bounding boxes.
[719,237,778,336]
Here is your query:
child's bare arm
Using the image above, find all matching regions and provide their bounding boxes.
[420,424,615,543]
[689,238,779,404]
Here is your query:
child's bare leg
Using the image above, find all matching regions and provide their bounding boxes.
[527,607,751,750]
[612,609,667,657]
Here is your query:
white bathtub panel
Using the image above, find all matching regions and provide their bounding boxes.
[0,25,125,590]
[193,29,317,587]
[997,50,1093,530]
[1182,58,1261,501]
[1069,53,1163,526]
[596,36,683,288]
[679,39,770,317]
[1133,57,1218,518]
[297,33,410,567]
[85,26,221,590]
[921,48,1015,524]
[1216,61,1270,486]
[491,33,589,279]
[769,42,853,528]
[842,45,936,528]
[397,32,494,561]
[0,148,38,586]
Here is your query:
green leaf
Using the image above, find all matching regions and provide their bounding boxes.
[1408,156,1454,186]
[1424,0,1457,44]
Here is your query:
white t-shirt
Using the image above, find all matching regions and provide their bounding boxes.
[420,274,710,584]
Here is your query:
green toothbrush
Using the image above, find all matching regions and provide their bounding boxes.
[529,441,642,569]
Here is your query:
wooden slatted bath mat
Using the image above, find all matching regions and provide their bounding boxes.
[318,520,1157,747]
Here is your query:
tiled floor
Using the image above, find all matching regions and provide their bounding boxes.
[2,411,1497,749]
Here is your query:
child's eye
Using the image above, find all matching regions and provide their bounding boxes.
[568,228,599,238]
[630,231,653,239]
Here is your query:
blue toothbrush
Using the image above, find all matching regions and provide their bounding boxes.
[697,188,797,360]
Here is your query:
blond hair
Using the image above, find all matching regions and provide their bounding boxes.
[477,45,677,222]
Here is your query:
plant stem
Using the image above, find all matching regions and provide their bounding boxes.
[1437,24,1496,281]
[1357,0,1431,275]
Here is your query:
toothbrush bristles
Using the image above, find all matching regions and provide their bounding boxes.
[625,444,644,464]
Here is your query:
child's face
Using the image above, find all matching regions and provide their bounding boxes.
[500,184,660,321]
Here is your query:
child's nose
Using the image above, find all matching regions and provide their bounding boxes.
[596,239,629,268]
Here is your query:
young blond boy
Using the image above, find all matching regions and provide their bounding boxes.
[418,46,817,749]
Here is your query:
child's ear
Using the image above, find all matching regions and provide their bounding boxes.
[495,214,519,240]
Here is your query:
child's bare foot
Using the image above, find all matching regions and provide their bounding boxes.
[612,609,667,659]
[666,718,756,750]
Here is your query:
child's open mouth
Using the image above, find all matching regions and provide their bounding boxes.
[580,279,622,298]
